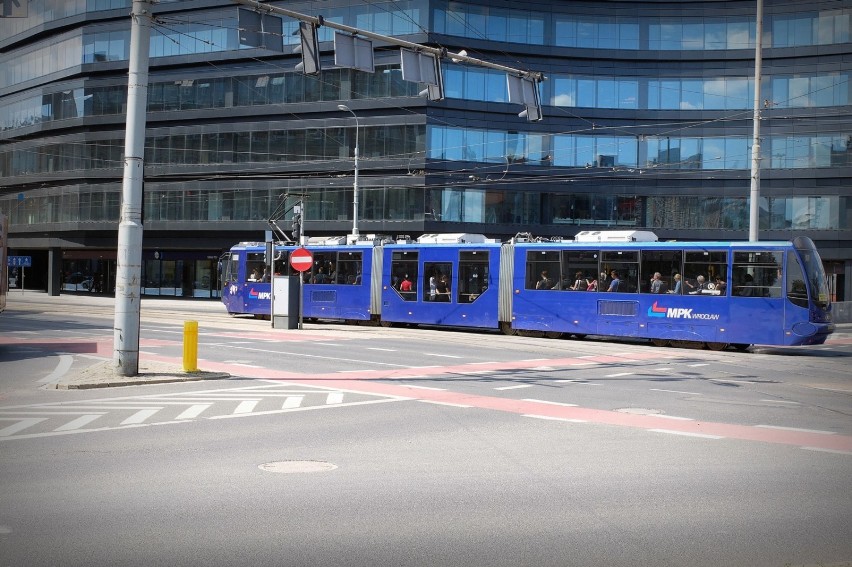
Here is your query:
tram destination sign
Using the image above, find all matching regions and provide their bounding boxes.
[7,255,32,268]
[289,247,313,272]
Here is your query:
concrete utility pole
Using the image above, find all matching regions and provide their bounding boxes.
[114,0,153,376]
[748,0,763,242]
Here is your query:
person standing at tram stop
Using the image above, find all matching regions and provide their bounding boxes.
[607,270,622,292]
[650,272,666,294]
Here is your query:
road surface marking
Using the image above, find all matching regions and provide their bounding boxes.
[522,399,578,407]
[325,393,344,404]
[649,429,723,439]
[37,355,74,383]
[801,446,852,456]
[494,384,533,391]
[756,425,835,435]
[605,372,634,377]
[522,415,587,423]
[367,347,397,352]
[281,396,304,409]
[651,388,701,395]
[120,409,162,425]
[418,400,472,408]
[54,414,103,431]
[424,353,463,359]
[0,418,47,436]
[175,404,212,420]
[234,400,259,414]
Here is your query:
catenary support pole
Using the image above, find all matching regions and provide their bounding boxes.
[114,0,153,376]
[338,105,360,241]
[748,0,763,242]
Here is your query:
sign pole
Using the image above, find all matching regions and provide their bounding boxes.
[289,247,313,331]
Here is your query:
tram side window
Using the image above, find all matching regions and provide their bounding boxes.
[561,250,598,291]
[732,251,782,298]
[271,249,290,277]
[601,250,638,293]
[424,261,452,302]
[337,251,363,285]
[526,250,560,290]
[640,250,682,294]
[684,251,728,296]
[458,250,489,303]
[391,250,419,301]
[308,252,335,284]
[245,252,265,282]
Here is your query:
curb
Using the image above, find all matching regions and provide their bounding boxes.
[53,372,231,390]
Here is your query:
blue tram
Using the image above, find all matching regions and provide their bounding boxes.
[221,236,383,321]
[220,231,834,349]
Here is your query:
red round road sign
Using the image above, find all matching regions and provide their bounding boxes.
[289,247,313,272]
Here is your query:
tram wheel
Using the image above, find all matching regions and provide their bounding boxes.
[732,343,751,351]
[572,333,587,340]
[705,342,729,351]
[379,319,394,328]
[500,322,517,336]
[650,338,670,347]
[544,331,563,339]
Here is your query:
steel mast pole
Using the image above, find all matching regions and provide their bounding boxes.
[748,0,764,242]
[114,0,153,376]
[338,105,360,241]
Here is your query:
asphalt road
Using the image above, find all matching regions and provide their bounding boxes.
[1,292,851,567]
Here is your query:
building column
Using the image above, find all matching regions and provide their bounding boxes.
[47,247,62,296]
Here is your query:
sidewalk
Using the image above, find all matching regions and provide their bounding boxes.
[4,291,232,389]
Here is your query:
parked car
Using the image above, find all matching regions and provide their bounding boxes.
[64,272,94,291]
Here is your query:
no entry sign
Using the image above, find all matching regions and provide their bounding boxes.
[289,247,313,272]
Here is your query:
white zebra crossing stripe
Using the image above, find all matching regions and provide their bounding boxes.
[0,418,47,436]
[174,404,212,420]
[120,409,162,425]
[325,393,344,404]
[282,396,304,409]
[54,414,102,431]
[234,400,260,414]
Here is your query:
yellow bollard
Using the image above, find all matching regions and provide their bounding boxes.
[183,320,198,372]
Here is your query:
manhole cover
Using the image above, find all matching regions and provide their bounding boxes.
[615,407,661,415]
[259,460,338,474]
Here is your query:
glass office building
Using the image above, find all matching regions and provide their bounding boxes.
[1,0,850,300]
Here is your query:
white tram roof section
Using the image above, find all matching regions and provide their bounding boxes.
[574,230,659,242]
[417,233,500,244]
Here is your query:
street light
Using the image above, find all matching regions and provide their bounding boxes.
[338,104,359,240]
